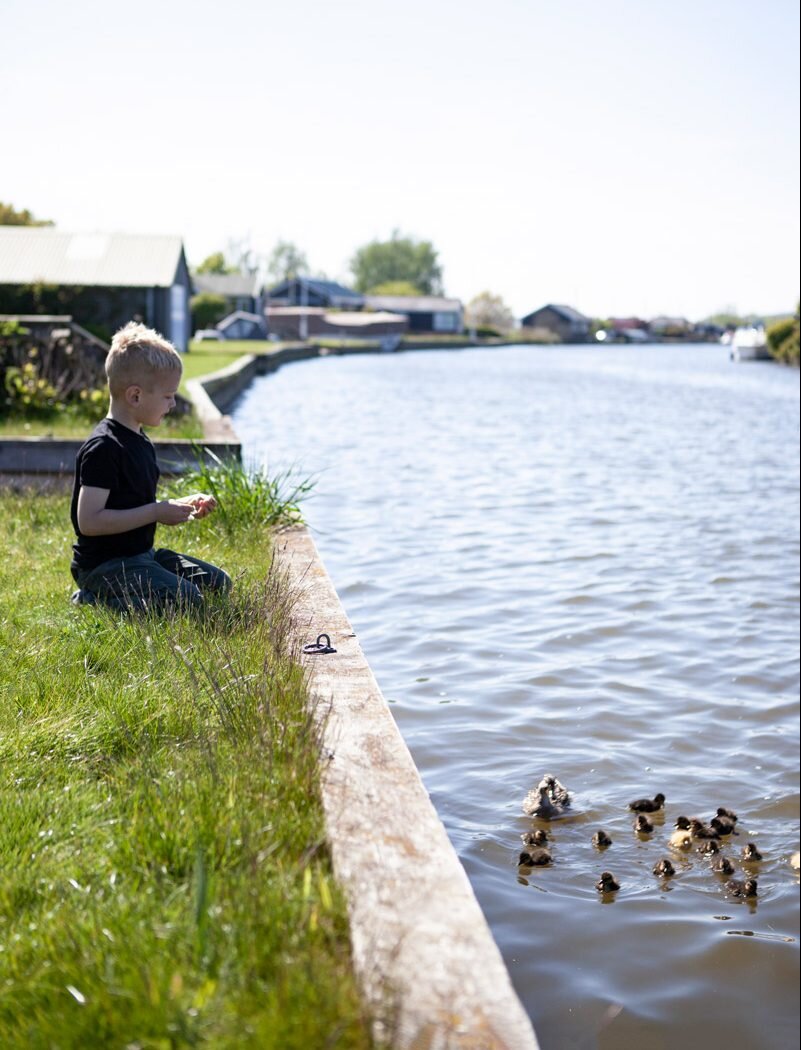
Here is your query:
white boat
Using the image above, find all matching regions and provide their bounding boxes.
[728,325,771,361]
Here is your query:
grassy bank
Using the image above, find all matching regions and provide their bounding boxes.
[0,476,375,1048]
[0,411,204,441]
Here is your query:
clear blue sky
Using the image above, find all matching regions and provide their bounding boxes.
[3,0,799,319]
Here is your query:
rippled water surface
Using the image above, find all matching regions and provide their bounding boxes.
[232,344,800,1049]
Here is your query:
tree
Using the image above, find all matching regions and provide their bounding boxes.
[368,280,423,297]
[196,252,236,275]
[350,230,443,295]
[465,291,515,334]
[267,240,309,284]
[190,292,228,331]
[0,201,54,226]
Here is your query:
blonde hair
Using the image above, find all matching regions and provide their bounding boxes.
[105,322,182,397]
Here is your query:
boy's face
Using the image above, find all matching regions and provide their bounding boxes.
[132,372,181,427]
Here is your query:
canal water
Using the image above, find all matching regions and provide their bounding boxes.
[231,343,800,1050]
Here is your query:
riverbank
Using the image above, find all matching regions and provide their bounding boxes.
[0,486,375,1049]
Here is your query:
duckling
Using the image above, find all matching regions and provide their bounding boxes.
[518,847,552,867]
[596,871,620,893]
[742,842,763,862]
[712,856,735,876]
[592,830,613,849]
[689,818,720,840]
[669,830,693,850]
[634,814,654,835]
[628,792,666,813]
[521,828,549,847]
[710,815,737,837]
[715,807,738,824]
[674,815,692,830]
[791,851,800,870]
[653,858,676,877]
[725,877,758,899]
[696,838,720,855]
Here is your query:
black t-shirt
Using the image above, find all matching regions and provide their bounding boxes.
[70,417,160,572]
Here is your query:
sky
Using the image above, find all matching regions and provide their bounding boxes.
[3,0,799,320]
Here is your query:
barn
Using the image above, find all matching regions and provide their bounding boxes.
[0,228,193,350]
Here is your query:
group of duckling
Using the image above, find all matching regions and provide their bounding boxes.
[519,775,769,900]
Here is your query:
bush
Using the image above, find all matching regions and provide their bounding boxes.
[0,321,107,420]
[766,311,800,366]
[191,292,228,332]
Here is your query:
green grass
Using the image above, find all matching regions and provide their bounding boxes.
[0,411,204,441]
[181,341,302,389]
[0,478,375,1049]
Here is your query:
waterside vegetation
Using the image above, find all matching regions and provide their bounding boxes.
[766,306,800,365]
[0,469,375,1049]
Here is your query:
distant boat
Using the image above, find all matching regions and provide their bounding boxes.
[725,325,771,361]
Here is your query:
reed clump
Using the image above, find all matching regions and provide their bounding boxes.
[0,474,375,1049]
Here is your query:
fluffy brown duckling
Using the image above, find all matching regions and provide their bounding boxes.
[697,838,720,855]
[596,871,620,893]
[689,819,720,840]
[710,815,737,837]
[742,842,763,862]
[628,792,666,813]
[592,830,613,849]
[518,848,552,867]
[715,807,738,824]
[635,814,654,835]
[674,815,692,830]
[712,856,735,876]
[725,877,758,899]
[653,858,676,877]
[521,828,549,847]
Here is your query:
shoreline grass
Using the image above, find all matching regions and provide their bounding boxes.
[0,481,375,1048]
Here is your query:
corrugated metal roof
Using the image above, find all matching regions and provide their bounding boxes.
[0,228,185,288]
[364,294,462,313]
[192,272,262,297]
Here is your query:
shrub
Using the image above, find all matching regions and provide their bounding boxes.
[191,292,228,332]
[766,310,800,366]
[1,322,107,420]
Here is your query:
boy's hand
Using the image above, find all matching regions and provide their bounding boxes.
[155,499,196,525]
[176,493,218,519]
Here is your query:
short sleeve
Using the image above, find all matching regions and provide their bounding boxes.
[79,437,119,490]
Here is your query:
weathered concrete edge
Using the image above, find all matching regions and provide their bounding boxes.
[277,527,539,1050]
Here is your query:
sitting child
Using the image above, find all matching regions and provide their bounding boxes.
[70,321,230,611]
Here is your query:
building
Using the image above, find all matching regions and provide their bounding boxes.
[191,271,265,316]
[267,277,365,310]
[266,307,407,341]
[648,315,694,339]
[216,310,268,340]
[0,228,193,350]
[363,294,463,334]
[520,304,592,343]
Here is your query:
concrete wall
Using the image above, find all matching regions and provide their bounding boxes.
[279,529,539,1050]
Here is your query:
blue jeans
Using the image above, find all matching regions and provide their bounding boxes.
[72,547,231,611]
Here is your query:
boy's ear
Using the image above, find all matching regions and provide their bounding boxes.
[125,384,142,405]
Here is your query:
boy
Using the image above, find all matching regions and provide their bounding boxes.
[70,322,231,610]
